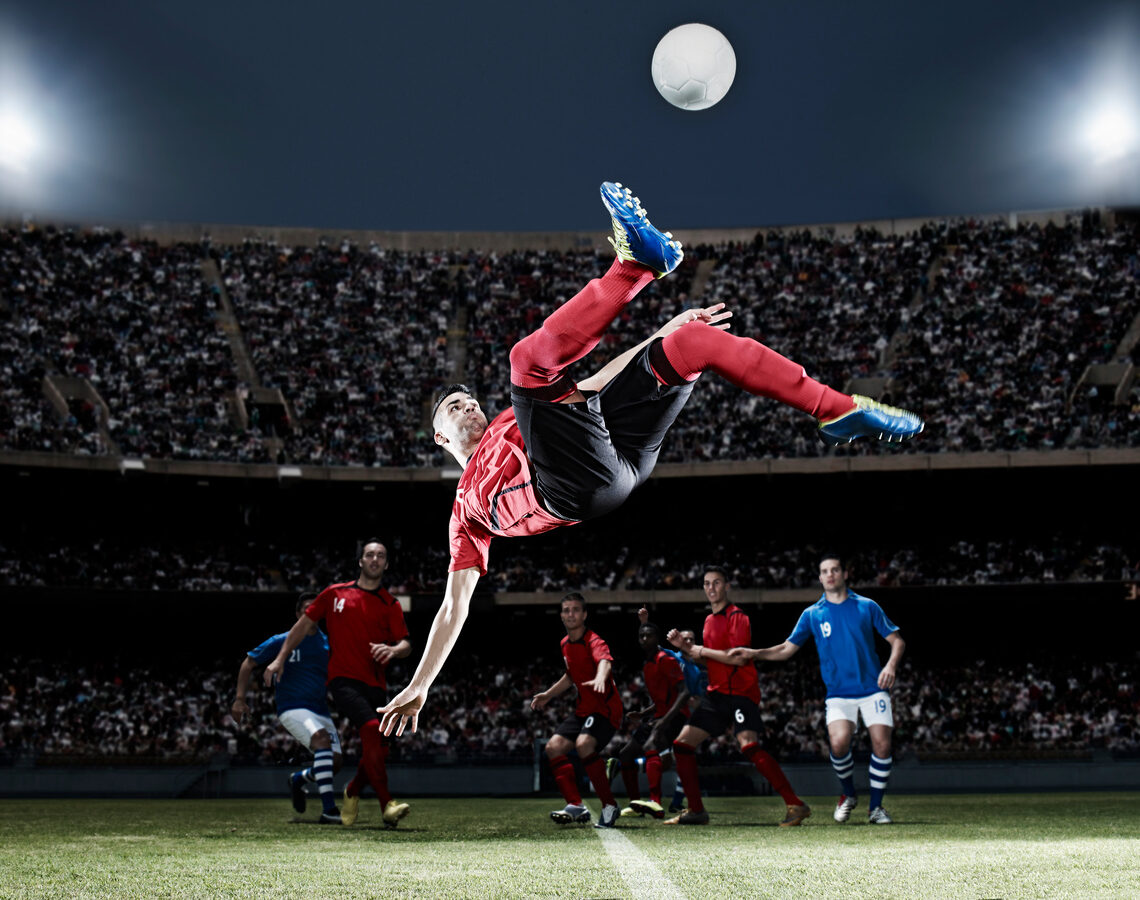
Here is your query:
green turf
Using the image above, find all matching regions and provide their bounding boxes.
[1,794,1137,899]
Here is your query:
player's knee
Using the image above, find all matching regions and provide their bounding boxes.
[310,729,332,751]
[545,737,569,759]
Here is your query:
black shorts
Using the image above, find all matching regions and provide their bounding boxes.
[511,340,695,522]
[329,677,387,731]
[632,713,686,751]
[552,713,618,750]
[687,692,762,737]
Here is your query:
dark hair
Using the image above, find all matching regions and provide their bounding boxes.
[432,383,474,424]
[703,565,729,583]
[359,538,387,556]
[560,592,587,610]
[819,553,845,570]
[296,591,318,616]
[639,621,660,637]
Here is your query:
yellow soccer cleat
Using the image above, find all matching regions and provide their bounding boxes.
[341,788,360,827]
[383,799,411,828]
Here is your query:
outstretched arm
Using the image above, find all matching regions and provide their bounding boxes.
[728,641,801,664]
[263,615,316,686]
[377,566,481,736]
[231,656,258,723]
[531,672,573,710]
[578,303,732,393]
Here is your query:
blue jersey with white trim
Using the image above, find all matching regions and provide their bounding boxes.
[248,630,331,716]
[787,590,898,699]
[664,647,708,699]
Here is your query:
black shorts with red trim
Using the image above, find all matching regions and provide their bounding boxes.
[511,340,695,522]
[687,691,762,736]
[329,677,387,731]
[552,713,618,750]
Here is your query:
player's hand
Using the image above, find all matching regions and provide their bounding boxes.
[637,607,650,624]
[377,686,425,736]
[655,303,733,339]
[230,697,249,723]
[370,642,395,664]
[878,664,897,690]
[530,692,549,711]
[262,659,284,687]
[727,647,758,662]
[587,673,607,694]
[666,628,692,651]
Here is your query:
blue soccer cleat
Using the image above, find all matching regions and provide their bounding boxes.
[288,771,306,814]
[819,395,924,446]
[600,182,683,278]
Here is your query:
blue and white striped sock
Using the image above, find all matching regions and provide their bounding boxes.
[869,754,892,810]
[312,749,336,812]
[830,750,856,798]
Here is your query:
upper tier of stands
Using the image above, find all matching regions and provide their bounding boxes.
[3,210,1138,467]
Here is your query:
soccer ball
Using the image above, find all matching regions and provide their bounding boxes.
[651,23,736,111]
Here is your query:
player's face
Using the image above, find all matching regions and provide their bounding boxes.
[638,626,658,651]
[560,600,586,633]
[703,572,729,606]
[434,392,488,447]
[360,543,388,579]
[819,559,847,592]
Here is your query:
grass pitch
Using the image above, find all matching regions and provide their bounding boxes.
[2,793,1138,899]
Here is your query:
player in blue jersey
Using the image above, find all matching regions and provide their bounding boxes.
[730,554,905,825]
[232,593,344,824]
[661,626,707,812]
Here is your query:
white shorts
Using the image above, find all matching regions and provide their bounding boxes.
[825,692,893,729]
[278,708,343,755]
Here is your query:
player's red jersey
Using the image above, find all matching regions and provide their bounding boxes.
[305,581,409,689]
[561,629,623,726]
[643,649,686,720]
[703,603,760,703]
[449,408,579,575]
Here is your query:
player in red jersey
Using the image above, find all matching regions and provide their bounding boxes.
[378,182,922,738]
[530,593,624,828]
[665,567,811,827]
[606,608,691,819]
[265,540,412,828]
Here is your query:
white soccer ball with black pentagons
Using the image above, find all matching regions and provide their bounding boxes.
[651,23,736,111]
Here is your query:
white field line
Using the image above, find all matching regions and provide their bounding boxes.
[593,819,687,900]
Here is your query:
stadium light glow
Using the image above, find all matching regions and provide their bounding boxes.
[1082,101,1138,164]
[0,109,38,173]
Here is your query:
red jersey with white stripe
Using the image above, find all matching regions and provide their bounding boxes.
[305,581,408,689]
[703,603,760,703]
[561,629,623,726]
[448,408,578,576]
[643,649,686,720]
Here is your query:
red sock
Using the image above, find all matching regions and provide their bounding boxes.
[645,750,663,803]
[509,258,656,399]
[358,721,392,808]
[620,762,641,802]
[549,754,582,806]
[655,321,853,420]
[742,742,803,806]
[582,753,617,807]
[672,740,704,814]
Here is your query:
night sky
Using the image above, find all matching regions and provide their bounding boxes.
[1,0,1138,232]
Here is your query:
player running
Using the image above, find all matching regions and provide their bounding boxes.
[232,593,343,824]
[265,540,412,828]
[379,182,923,737]
[531,593,624,828]
[730,553,905,824]
[666,567,811,826]
[606,608,691,819]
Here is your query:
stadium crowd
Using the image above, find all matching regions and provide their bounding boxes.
[3,214,1137,466]
[1,654,1135,766]
[1,533,1134,593]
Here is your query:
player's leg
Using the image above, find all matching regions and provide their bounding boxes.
[617,722,651,810]
[578,718,621,828]
[308,722,342,822]
[732,704,810,826]
[653,320,924,444]
[861,693,895,824]
[507,183,682,404]
[666,709,715,824]
[827,699,859,823]
[547,722,590,823]
[632,714,683,817]
[276,710,312,815]
[330,679,408,827]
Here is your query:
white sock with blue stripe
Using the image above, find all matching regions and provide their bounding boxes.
[869,754,892,810]
[312,749,336,812]
[830,750,856,798]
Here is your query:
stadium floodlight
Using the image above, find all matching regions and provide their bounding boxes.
[1082,102,1138,164]
[0,109,37,173]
